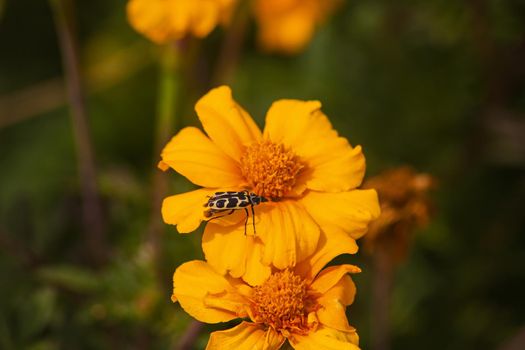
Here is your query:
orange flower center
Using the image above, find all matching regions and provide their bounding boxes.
[250,270,317,336]
[240,140,304,199]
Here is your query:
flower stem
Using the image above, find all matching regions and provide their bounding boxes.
[176,320,204,350]
[155,44,181,153]
[49,0,107,266]
[147,43,182,269]
[371,247,393,350]
[211,0,251,85]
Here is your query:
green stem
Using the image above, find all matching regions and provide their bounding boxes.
[147,43,181,270]
[155,44,180,153]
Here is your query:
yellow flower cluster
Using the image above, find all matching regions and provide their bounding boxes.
[127,0,341,53]
[127,0,237,43]
[160,86,380,349]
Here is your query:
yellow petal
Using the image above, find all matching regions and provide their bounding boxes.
[301,190,380,240]
[264,100,365,191]
[290,326,360,350]
[256,7,316,54]
[206,322,285,350]
[294,229,358,282]
[257,201,320,270]
[264,99,321,147]
[299,144,365,193]
[158,160,169,171]
[173,261,246,323]
[316,275,356,332]
[203,222,272,286]
[202,222,249,277]
[127,0,230,43]
[196,86,262,162]
[162,189,216,233]
[127,0,170,44]
[168,1,219,39]
[160,127,244,188]
[243,236,272,286]
[254,0,341,54]
[310,265,361,296]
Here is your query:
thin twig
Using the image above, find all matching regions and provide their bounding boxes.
[0,41,151,129]
[211,0,250,86]
[498,325,525,350]
[371,248,393,350]
[0,78,65,128]
[176,320,205,350]
[50,0,107,266]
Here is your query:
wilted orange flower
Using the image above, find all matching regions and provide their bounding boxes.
[172,234,362,349]
[159,86,379,284]
[363,166,435,263]
[127,0,237,44]
[254,0,342,54]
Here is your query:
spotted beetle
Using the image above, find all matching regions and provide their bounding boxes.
[203,191,268,235]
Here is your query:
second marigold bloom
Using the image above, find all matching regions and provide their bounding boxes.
[159,86,379,284]
[127,0,237,44]
[172,234,362,349]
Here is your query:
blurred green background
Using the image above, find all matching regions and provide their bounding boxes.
[1,0,524,349]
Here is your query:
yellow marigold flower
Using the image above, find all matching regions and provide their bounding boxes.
[254,0,342,54]
[172,235,362,349]
[159,86,379,284]
[127,0,237,44]
[363,166,435,264]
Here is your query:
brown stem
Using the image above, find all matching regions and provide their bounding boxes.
[211,0,251,86]
[371,248,394,350]
[176,320,205,350]
[50,0,107,266]
[498,325,525,350]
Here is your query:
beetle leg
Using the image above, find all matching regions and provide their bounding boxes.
[244,208,249,235]
[251,204,256,235]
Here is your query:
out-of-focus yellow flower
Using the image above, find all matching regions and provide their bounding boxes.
[253,0,342,54]
[158,86,379,285]
[127,0,237,44]
[363,166,435,264]
[172,233,361,350]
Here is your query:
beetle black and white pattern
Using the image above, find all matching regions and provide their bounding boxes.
[203,191,268,234]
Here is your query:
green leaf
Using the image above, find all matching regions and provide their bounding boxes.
[36,265,100,292]
[27,339,59,350]
[0,316,15,350]
[19,288,57,340]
